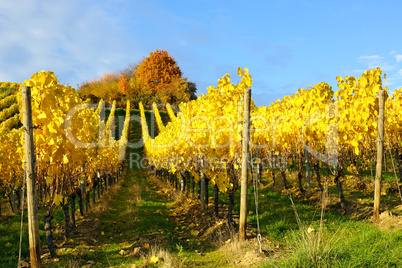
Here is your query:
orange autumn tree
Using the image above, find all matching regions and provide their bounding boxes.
[118,75,129,95]
[134,49,197,106]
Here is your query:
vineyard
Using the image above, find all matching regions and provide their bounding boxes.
[0,71,131,267]
[140,67,402,215]
[0,67,402,267]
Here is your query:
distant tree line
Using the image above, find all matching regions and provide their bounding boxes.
[78,49,197,108]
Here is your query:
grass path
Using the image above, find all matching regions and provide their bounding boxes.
[42,166,174,267]
[42,158,235,267]
[40,112,236,267]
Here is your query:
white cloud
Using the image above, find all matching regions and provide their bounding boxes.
[395,55,402,62]
[358,55,383,68]
[0,0,216,89]
[0,0,146,87]
[358,55,396,71]
[359,55,383,60]
[383,69,402,89]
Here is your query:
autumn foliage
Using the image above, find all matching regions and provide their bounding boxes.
[118,75,129,95]
[133,49,197,105]
[79,72,122,104]
[78,50,197,107]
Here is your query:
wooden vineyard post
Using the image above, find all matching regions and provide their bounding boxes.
[21,86,42,268]
[105,166,108,191]
[80,165,85,216]
[398,146,402,183]
[373,90,385,219]
[97,168,101,199]
[305,143,311,195]
[200,158,206,210]
[239,86,251,242]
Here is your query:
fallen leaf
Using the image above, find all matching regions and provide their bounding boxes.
[40,253,50,260]
[132,247,141,255]
[56,248,67,254]
[150,256,159,264]
[191,230,199,236]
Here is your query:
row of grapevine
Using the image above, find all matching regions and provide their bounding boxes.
[0,82,21,133]
[0,83,22,213]
[0,102,19,122]
[139,67,402,225]
[0,82,20,89]
[139,68,252,225]
[0,113,20,130]
[0,94,17,110]
[251,68,402,211]
[0,71,131,260]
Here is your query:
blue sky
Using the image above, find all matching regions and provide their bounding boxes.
[1,0,401,106]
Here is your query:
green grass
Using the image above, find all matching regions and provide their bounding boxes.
[262,221,402,267]
[149,155,402,267]
[248,172,402,267]
[0,212,31,266]
[0,199,68,267]
[3,167,401,267]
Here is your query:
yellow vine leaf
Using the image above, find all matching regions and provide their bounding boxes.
[53,194,63,206]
